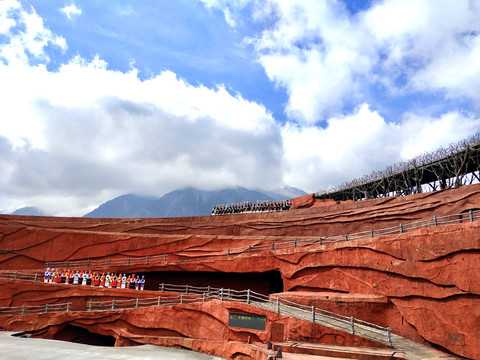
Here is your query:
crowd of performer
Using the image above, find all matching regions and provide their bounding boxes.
[212,199,292,215]
[43,268,145,290]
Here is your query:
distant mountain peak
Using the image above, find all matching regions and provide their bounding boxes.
[10,206,47,216]
[83,186,307,218]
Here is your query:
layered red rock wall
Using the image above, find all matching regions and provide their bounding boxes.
[1,184,479,358]
[0,286,387,360]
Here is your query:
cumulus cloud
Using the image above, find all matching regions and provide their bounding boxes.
[0,1,66,65]
[1,0,479,216]
[246,0,480,123]
[0,2,283,216]
[0,53,284,214]
[59,3,82,20]
[281,105,479,192]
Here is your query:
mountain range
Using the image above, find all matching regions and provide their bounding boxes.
[8,186,307,218]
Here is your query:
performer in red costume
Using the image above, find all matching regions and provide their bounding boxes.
[93,273,100,286]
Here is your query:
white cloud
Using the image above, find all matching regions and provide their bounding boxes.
[397,111,479,159]
[0,2,284,216]
[59,3,82,20]
[1,0,479,216]
[0,55,284,214]
[199,0,251,27]
[0,2,66,65]
[247,0,480,123]
[0,1,20,34]
[281,104,479,192]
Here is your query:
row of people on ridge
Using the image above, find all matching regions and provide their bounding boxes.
[212,199,292,215]
[43,268,145,290]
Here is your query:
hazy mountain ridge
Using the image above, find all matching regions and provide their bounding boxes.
[84,186,307,218]
[10,206,47,216]
[7,186,307,218]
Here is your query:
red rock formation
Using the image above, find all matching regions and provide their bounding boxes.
[1,184,479,358]
[0,284,388,359]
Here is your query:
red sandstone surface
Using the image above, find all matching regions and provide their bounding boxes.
[0,284,387,359]
[1,184,479,359]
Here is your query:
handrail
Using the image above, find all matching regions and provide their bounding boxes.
[0,282,393,345]
[157,283,392,345]
[0,302,72,315]
[0,271,41,282]
[44,209,479,269]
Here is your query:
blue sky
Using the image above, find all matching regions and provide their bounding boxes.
[30,1,289,120]
[0,0,479,216]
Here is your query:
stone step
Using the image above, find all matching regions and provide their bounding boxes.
[274,340,405,360]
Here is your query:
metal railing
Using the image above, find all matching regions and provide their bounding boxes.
[0,282,393,345]
[44,209,479,270]
[157,283,392,345]
[87,294,207,312]
[45,254,168,270]
[0,302,71,316]
[0,271,40,282]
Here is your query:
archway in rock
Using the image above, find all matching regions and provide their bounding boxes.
[133,270,284,295]
[53,325,116,346]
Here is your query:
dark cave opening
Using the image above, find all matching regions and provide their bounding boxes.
[135,270,284,296]
[53,325,116,347]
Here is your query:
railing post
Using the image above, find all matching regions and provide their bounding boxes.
[247,289,250,304]
[370,229,374,238]
[319,237,322,245]
[158,296,161,306]
[161,283,165,292]
[108,258,111,266]
[185,285,189,294]
[180,295,183,304]
[111,300,115,311]
[433,216,437,226]
[469,210,474,222]
[66,260,69,268]
[350,317,355,334]
[14,271,17,280]
[387,327,392,346]
[46,261,49,268]
[21,305,25,315]
[227,248,230,256]
[135,298,139,308]
[207,285,211,294]
[45,304,49,313]
[272,243,275,250]
[344,234,348,241]
[248,245,251,253]
[34,273,38,282]
[67,303,70,312]
[276,297,280,314]
[164,254,167,262]
[312,306,315,323]
[399,224,404,233]
[203,293,206,302]
[127,258,130,265]
[146,255,149,264]
[88,301,92,311]
[87,259,90,268]
[220,288,224,301]
[294,239,297,247]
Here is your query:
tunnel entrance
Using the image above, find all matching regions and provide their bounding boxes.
[53,325,116,347]
[136,270,283,296]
